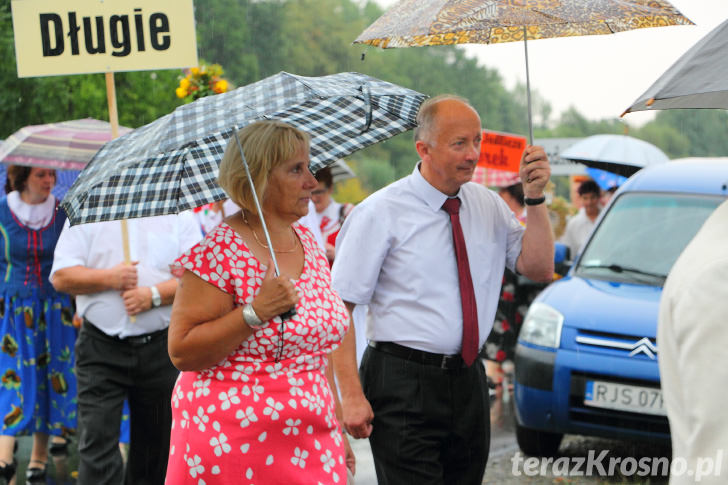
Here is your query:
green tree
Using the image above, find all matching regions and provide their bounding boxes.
[194,0,260,85]
[634,122,690,159]
[638,110,728,158]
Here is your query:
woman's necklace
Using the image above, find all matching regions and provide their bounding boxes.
[242,211,298,253]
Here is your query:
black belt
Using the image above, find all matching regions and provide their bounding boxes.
[368,341,466,369]
[83,318,167,346]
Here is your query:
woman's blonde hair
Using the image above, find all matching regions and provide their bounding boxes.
[218,120,310,212]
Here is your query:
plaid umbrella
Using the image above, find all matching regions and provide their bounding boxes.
[0,118,131,170]
[354,0,692,142]
[330,159,356,183]
[62,71,425,226]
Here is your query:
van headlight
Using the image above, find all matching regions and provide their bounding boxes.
[519,302,564,348]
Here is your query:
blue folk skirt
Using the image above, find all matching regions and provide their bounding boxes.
[0,291,77,437]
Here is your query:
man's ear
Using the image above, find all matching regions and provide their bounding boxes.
[415,139,430,161]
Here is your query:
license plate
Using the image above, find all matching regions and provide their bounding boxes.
[584,380,665,416]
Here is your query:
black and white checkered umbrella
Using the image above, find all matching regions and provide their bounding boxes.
[61,71,426,225]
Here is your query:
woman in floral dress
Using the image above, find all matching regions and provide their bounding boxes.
[166,121,352,484]
[0,166,76,482]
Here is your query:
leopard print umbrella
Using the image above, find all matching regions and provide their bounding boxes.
[355,0,692,48]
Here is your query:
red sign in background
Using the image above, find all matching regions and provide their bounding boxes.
[478,130,527,173]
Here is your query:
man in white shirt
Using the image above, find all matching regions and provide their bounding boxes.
[658,199,728,485]
[50,214,200,485]
[559,179,601,258]
[331,95,554,484]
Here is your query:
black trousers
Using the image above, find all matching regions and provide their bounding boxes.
[75,321,179,485]
[361,345,490,485]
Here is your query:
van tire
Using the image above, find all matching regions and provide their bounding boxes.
[515,424,563,456]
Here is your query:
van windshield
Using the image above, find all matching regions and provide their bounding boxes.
[576,192,723,285]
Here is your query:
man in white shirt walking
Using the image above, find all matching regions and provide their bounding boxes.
[50,214,200,485]
[559,179,601,258]
[331,95,554,484]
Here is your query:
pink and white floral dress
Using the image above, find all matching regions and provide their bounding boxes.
[165,222,349,485]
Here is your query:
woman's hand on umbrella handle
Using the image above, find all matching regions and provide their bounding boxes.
[251,262,299,322]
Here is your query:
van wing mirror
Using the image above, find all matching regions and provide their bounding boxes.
[554,242,571,276]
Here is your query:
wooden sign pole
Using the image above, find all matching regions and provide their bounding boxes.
[105,72,134,322]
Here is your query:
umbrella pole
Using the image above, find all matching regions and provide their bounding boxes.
[106,71,135,323]
[522,26,534,145]
[232,129,295,319]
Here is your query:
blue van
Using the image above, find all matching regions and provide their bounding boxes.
[513,158,728,456]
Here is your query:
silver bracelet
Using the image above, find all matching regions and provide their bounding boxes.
[242,303,264,328]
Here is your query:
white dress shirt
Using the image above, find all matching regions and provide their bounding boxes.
[50,213,201,338]
[332,164,524,355]
[559,207,598,258]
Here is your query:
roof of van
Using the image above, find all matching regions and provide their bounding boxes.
[619,158,728,196]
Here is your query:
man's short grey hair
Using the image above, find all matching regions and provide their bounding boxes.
[414,94,476,145]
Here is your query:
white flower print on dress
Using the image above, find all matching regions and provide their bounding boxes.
[263,397,284,420]
[241,378,264,402]
[301,390,322,413]
[210,431,231,457]
[236,406,258,428]
[173,386,184,408]
[193,405,212,432]
[180,409,190,429]
[321,449,336,473]
[194,378,212,398]
[265,361,283,378]
[218,388,240,411]
[291,447,308,469]
[187,455,204,478]
[288,376,304,397]
[231,363,253,382]
[283,418,301,436]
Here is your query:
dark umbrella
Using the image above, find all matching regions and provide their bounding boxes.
[623,18,728,114]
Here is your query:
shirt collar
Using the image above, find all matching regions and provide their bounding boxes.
[411,162,462,212]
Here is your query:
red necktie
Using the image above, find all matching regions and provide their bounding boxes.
[442,197,479,366]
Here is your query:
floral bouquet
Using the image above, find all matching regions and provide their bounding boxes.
[175,63,231,102]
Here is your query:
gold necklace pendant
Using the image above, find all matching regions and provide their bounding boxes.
[242,211,298,253]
